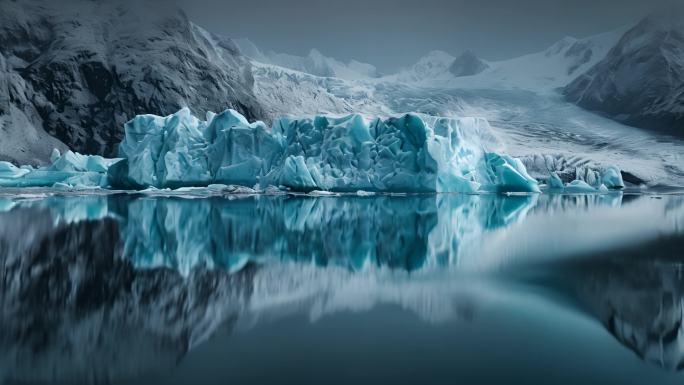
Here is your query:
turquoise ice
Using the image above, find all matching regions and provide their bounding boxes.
[113,108,541,193]
[0,108,626,193]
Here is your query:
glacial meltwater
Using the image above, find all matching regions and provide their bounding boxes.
[1,191,683,385]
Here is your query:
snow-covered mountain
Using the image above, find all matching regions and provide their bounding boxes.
[380,29,622,90]
[391,49,490,82]
[0,0,264,164]
[449,50,490,77]
[564,9,684,136]
[234,38,381,80]
[392,50,459,82]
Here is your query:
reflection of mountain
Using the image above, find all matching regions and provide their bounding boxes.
[0,204,254,384]
[566,237,684,371]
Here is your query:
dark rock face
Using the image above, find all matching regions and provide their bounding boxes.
[448,50,489,77]
[564,11,684,136]
[0,0,265,162]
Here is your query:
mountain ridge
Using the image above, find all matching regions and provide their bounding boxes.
[564,8,684,136]
[0,0,264,163]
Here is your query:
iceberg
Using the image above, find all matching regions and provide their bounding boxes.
[0,162,30,179]
[545,166,624,193]
[0,149,117,188]
[112,108,540,193]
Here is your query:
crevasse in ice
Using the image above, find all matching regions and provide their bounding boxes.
[112,108,540,193]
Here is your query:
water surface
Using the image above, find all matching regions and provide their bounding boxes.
[1,192,683,384]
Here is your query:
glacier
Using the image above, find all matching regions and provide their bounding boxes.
[0,108,628,193]
[109,108,542,193]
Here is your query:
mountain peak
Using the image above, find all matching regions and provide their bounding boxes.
[564,12,684,136]
[449,50,489,77]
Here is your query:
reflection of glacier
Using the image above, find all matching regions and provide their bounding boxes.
[1,194,551,274]
[1,194,683,383]
[117,194,540,275]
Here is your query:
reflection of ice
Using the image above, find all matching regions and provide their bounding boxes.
[115,194,543,275]
[1,194,684,382]
[2,193,682,276]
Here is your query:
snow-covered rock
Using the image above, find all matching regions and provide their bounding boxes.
[449,50,489,77]
[573,248,684,371]
[0,0,264,163]
[564,10,684,136]
[394,50,457,82]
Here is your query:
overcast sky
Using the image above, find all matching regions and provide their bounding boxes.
[177,0,676,71]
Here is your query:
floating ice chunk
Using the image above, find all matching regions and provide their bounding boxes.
[519,154,625,191]
[59,172,109,189]
[49,149,117,173]
[564,180,598,193]
[547,172,565,190]
[599,166,624,189]
[544,165,623,193]
[0,161,30,179]
[0,150,118,188]
[482,153,541,193]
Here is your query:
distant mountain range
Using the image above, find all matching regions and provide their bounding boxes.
[234,38,381,80]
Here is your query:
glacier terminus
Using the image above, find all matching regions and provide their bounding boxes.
[0,108,625,194]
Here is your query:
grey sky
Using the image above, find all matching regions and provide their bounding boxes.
[177,0,676,71]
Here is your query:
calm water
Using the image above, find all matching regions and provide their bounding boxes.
[1,192,683,385]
